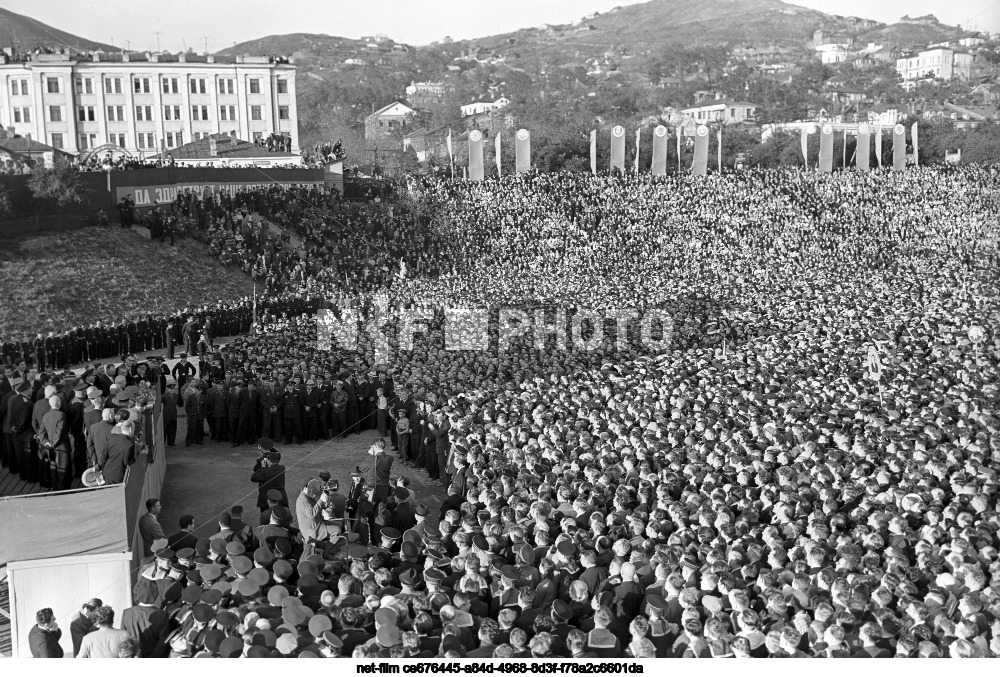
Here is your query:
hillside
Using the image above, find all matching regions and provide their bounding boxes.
[0,7,114,52]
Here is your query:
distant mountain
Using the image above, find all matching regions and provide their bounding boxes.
[0,7,114,52]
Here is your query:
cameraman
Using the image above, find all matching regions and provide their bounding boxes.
[296,478,338,556]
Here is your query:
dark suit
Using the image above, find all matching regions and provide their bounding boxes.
[6,393,32,480]
[251,463,288,510]
[100,433,136,484]
[28,625,63,658]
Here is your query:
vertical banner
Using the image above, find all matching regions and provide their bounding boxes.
[515,129,531,174]
[651,125,668,176]
[717,129,722,173]
[590,129,597,175]
[495,131,502,177]
[842,128,847,168]
[856,123,871,171]
[819,123,834,173]
[634,127,641,175]
[800,127,809,168]
[610,125,625,173]
[892,123,906,172]
[676,127,682,173]
[446,128,454,179]
[912,122,919,167]
[468,130,484,181]
[875,124,883,168]
[692,125,709,176]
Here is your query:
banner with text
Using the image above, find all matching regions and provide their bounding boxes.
[892,123,906,172]
[652,125,668,176]
[610,126,626,173]
[856,124,871,171]
[469,130,484,181]
[515,129,531,174]
[819,124,834,173]
[692,125,709,176]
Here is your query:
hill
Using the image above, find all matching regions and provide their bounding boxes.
[0,7,114,52]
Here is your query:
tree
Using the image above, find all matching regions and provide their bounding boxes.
[27,156,88,208]
[313,105,374,166]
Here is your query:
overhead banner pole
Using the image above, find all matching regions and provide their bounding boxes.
[495,131,502,177]
[515,129,531,174]
[590,129,597,175]
[856,123,871,171]
[892,123,906,172]
[610,125,625,173]
[651,125,667,176]
[692,125,709,176]
[469,129,484,181]
[819,123,834,173]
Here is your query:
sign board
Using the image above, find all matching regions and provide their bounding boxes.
[116,180,324,204]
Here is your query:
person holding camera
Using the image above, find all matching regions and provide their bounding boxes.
[251,437,287,514]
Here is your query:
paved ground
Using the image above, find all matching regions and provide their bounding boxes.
[158,411,448,542]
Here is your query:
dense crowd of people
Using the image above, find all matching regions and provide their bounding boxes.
[8,164,1000,658]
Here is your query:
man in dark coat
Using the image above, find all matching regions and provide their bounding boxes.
[28,608,64,658]
[6,381,33,480]
[99,421,136,484]
[281,382,302,445]
[251,450,288,511]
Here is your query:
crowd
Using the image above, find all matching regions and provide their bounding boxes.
[10,164,1000,658]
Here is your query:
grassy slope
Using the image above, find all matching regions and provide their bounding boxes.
[0,227,254,340]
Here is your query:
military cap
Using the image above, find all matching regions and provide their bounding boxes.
[155,548,176,562]
[195,539,212,557]
[254,547,274,567]
[268,585,290,606]
[297,560,319,577]
[176,547,195,563]
[552,599,572,622]
[273,538,293,557]
[308,614,333,638]
[201,588,224,606]
[185,569,203,586]
[646,594,668,612]
[203,629,225,653]
[219,635,243,658]
[266,489,282,502]
[192,604,215,623]
[500,565,519,583]
[473,534,490,552]
[259,437,275,451]
[202,563,223,582]
[401,541,420,559]
[381,527,402,542]
[424,568,446,584]
[556,540,576,557]
[210,540,228,557]
[414,503,430,517]
[321,631,343,648]
[226,541,246,558]
[181,585,202,605]
[399,568,420,587]
[374,607,399,628]
[424,523,441,539]
[276,633,299,656]
[282,605,306,628]
[232,555,253,574]
[273,559,294,579]
[348,545,369,560]
[272,506,291,523]
[247,645,271,658]
[376,625,402,648]
[215,611,239,628]
[248,567,270,587]
[236,579,260,598]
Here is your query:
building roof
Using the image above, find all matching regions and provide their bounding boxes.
[0,136,59,155]
[683,100,757,110]
[162,134,297,160]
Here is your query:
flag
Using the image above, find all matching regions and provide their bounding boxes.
[651,125,668,176]
[469,130,484,181]
[842,128,847,168]
[892,123,905,172]
[819,124,833,173]
[692,125,709,176]
[515,129,531,174]
[253,282,258,326]
[800,127,809,168]
[634,127,641,175]
[856,124,871,171]
[495,131,502,177]
[446,128,453,161]
[610,125,625,172]
[590,129,597,175]
[716,129,722,173]
[676,127,682,172]
[875,124,883,168]
[912,121,919,167]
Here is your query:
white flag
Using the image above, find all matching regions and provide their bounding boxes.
[446,128,453,161]
[495,131,502,176]
[634,128,640,174]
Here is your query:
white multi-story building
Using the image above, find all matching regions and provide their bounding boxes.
[896,47,973,83]
[0,51,298,156]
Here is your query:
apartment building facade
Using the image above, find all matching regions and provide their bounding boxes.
[0,52,298,156]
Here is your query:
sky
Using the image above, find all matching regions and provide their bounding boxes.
[3,0,998,53]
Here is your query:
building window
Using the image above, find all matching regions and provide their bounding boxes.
[50,133,63,149]
[276,78,288,94]
[133,77,150,94]
[190,78,206,94]
[163,77,179,94]
[249,79,260,94]
[74,77,94,94]
[12,107,30,123]
[165,131,184,148]
[105,77,122,94]
[108,133,126,147]
[218,78,234,95]
[163,105,181,120]
[251,105,262,120]
[11,79,28,96]
[137,133,155,149]
[106,105,124,122]
[46,77,60,94]
[135,105,153,121]
[220,105,236,121]
[77,106,96,122]
[278,105,290,120]
[78,133,97,150]
[48,105,62,122]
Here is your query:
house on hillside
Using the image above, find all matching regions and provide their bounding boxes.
[896,47,973,84]
[364,101,417,140]
[681,100,758,125]
[971,80,1000,104]
[404,125,468,164]
[460,97,510,117]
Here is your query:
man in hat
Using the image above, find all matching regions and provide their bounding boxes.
[183,380,206,446]
[251,448,288,513]
[99,419,135,484]
[120,579,170,657]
